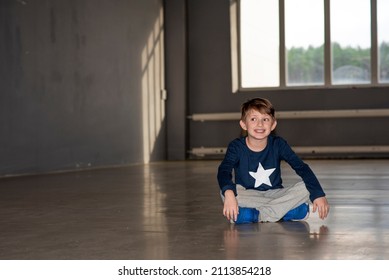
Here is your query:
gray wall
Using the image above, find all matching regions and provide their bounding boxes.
[0,0,165,176]
[185,0,389,158]
[2,0,389,177]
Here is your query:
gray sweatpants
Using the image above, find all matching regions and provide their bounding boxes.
[225,182,310,222]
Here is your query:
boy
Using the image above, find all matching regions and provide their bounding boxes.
[217,98,329,224]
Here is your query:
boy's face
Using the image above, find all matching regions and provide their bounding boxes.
[240,109,277,141]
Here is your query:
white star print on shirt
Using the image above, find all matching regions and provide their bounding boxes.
[249,162,276,188]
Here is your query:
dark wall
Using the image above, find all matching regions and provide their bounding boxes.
[165,0,187,160]
[185,0,389,158]
[0,0,165,176]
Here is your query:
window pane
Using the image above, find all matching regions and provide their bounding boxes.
[331,0,371,85]
[285,0,324,86]
[240,0,279,87]
[378,0,389,83]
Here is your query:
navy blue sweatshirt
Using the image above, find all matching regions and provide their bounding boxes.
[217,135,326,202]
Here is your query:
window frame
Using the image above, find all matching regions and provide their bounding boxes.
[230,0,387,92]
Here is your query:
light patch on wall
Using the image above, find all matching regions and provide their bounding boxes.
[141,7,166,163]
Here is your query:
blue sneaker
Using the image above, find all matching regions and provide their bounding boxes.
[283,203,309,221]
[234,207,260,224]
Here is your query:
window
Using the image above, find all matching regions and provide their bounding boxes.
[285,0,324,86]
[234,0,389,90]
[240,0,279,87]
[331,0,371,85]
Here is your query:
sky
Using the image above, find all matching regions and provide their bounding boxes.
[243,0,389,49]
[377,0,389,43]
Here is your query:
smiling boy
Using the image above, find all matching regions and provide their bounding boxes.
[217,98,329,224]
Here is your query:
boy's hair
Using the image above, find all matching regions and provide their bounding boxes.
[241,98,275,120]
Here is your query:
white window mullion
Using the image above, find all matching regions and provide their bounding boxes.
[371,0,378,85]
[324,0,332,86]
[279,0,286,87]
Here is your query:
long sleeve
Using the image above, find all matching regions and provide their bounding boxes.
[278,138,326,202]
[217,141,239,196]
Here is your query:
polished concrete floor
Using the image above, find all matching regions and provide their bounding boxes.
[0,159,388,260]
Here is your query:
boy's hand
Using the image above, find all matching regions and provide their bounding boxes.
[223,190,239,222]
[312,196,330,220]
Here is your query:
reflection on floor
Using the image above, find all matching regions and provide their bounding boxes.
[0,159,388,259]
